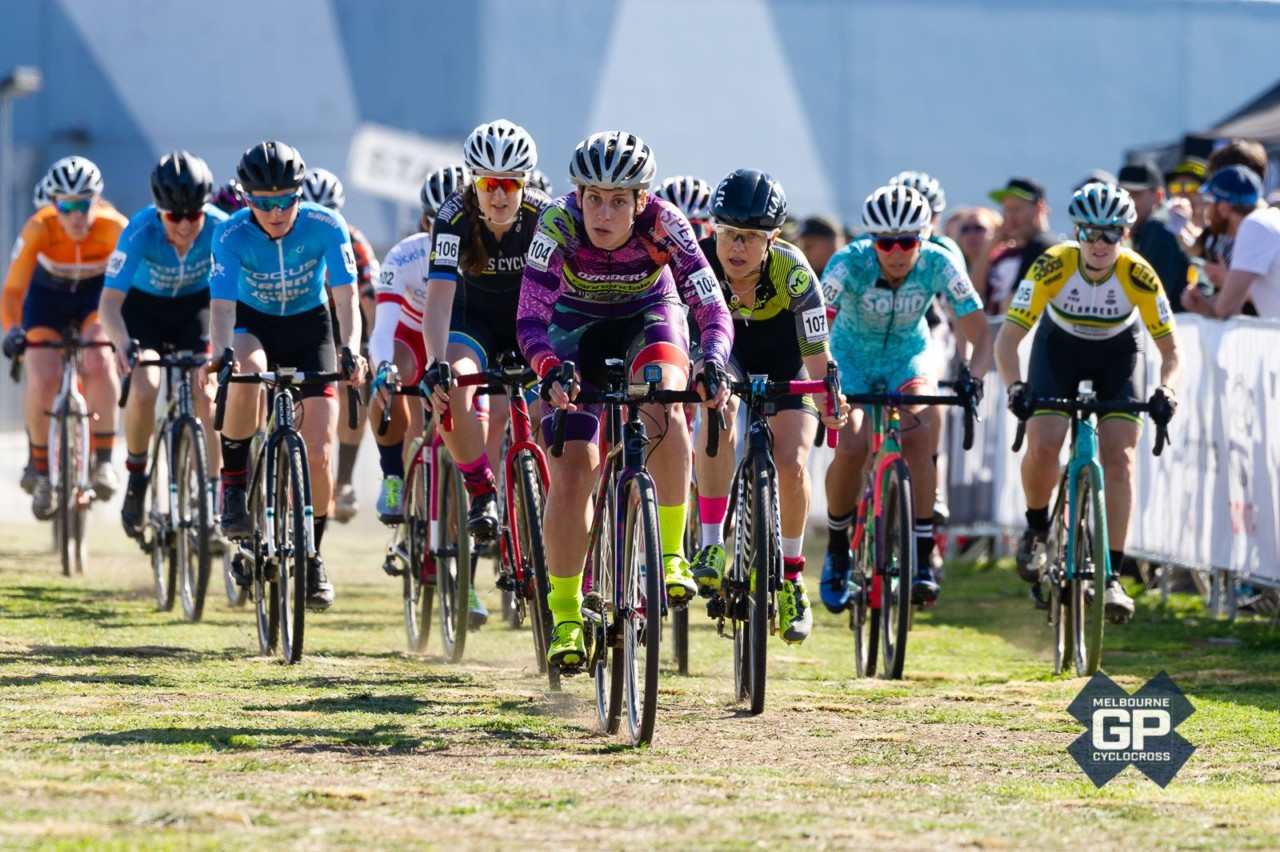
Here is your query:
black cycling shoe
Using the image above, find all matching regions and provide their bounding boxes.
[466,490,499,541]
[220,486,252,538]
[911,567,940,605]
[306,556,335,611]
[120,472,148,540]
[1015,527,1049,583]
[230,554,252,589]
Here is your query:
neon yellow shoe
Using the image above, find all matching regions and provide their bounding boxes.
[691,544,727,592]
[663,555,698,604]
[547,620,586,667]
[778,577,813,645]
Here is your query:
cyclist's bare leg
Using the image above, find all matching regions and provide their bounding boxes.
[1097,417,1141,554]
[1020,415,1070,511]
[220,334,267,444]
[80,322,119,435]
[23,343,62,469]
[641,361,691,509]
[694,392,738,499]
[826,410,872,521]
[774,408,818,540]
[544,440,600,578]
[191,369,221,473]
[439,342,487,464]
[123,353,161,457]
[485,393,510,472]
[368,343,419,448]
[300,394,339,518]
[900,403,935,523]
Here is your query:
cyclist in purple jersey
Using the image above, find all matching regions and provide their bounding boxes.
[518,130,732,667]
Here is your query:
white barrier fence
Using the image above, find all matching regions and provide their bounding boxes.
[808,315,1280,586]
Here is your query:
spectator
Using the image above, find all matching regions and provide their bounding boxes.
[1073,168,1117,192]
[1183,165,1280,319]
[1119,161,1191,309]
[796,215,845,274]
[942,205,972,242]
[1162,158,1208,258]
[1199,139,1270,289]
[954,206,1003,280]
[981,177,1055,315]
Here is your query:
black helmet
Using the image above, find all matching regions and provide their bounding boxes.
[711,169,787,229]
[236,140,307,193]
[150,151,214,214]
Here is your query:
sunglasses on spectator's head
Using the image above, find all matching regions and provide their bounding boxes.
[54,198,93,215]
[159,209,203,224]
[474,176,524,193]
[1168,179,1202,195]
[873,234,921,253]
[1076,226,1124,245]
[245,192,301,211]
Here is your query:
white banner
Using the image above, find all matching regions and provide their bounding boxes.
[345,123,459,204]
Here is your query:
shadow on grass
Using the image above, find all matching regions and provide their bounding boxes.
[80,724,450,753]
[243,692,488,715]
[0,672,158,687]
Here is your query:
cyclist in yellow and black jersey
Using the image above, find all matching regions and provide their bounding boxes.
[996,182,1182,622]
[689,169,847,645]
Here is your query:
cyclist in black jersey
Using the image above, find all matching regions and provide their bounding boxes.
[688,170,848,644]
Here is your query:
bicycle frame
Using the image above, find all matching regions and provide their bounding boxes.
[257,380,318,565]
[849,402,908,609]
[1063,389,1110,586]
[48,343,92,505]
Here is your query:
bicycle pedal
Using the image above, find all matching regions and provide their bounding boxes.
[555,662,584,677]
[496,573,516,592]
[381,559,404,578]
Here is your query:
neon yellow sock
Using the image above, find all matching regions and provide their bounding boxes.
[658,503,687,565]
[546,571,583,625]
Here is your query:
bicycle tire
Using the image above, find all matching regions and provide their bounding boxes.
[49,404,75,577]
[249,457,278,656]
[403,444,432,652]
[745,452,773,714]
[591,480,621,732]
[515,451,557,689]
[70,405,89,576]
[730,466,750,704]
[175,421,213,623]
[671,484,698,676]
[147,428,176,609]
[1071,466,1107,676]
[1047,487,1070,675]
[622,474,662,747]
[878,459,913,680]
[275,439,309,665]
[851,501,879,678]
[435,449,471,663]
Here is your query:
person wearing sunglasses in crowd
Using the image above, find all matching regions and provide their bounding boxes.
[205,140,368,613]
[2,156,130,520]
[365,164,469,528]
[996,182,1182,623]
[300,168,380,525]
[685,168,848,645]
[818,185,993,614]
[519,130,732,667]
[653,175,714,240]
[97,151,228,539]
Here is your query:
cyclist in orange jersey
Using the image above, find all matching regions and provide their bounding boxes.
[1,157,128,519]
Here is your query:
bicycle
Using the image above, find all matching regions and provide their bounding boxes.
[7,327,114,577]
[1011,382,1169,676]
[703,364,840,714]
[550,358,715,747]
[214,347,359,664]
[119,344,214,621]
[842,369,980,680]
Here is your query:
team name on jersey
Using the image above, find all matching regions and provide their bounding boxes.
[860,289,929,316]
[486,255,526,274]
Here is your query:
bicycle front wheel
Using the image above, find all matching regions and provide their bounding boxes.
[621,475,662,747]
[146,428,176,609]
[404,444,433,652]
[175,421,213,623]
[249,459,278,657]
[745,453,774,714]
[591,480,620,732]
[514,451,557,689]
[1071,466,1108,676]
[878,459,913,680]
[435,449,471,663]
[851,501,879,678]
[275,440,309,665]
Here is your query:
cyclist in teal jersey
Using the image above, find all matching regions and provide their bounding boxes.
[819,185,993,611]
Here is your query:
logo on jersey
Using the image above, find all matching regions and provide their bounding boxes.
[1130,261,1160,293]
[786,266,812,298]
[688,269,720,305]
[657,206,694,253]
[801,307,829,342]
[1011,280,1035,311]
[1031,252,1064,281]
[341,244,357,276]
[106,250,127,278]
[861,289,929,317]
[432,233,461,268]
[527,231,557,272]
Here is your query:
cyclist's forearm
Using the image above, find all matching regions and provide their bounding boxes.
[331,285,361,353]
[802,351,833,384]
[958,311,994,378]
[96,289,130,351]
[422,279,456,364]
[209,299,237,356]
[1156,333,1183,390]
[994,322,1026,387]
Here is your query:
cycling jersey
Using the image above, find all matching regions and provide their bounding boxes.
[1004,243,1174,342]
[103,204,229,298]
[348,223,379,303]
[517,193,733,379]
[2,204,130,330]
[371,232,430,372]
[209,202,356,315]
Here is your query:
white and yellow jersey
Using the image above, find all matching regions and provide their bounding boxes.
[1004,243,1174,341]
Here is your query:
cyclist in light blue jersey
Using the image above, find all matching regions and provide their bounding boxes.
[819,184,992,611]
[205,140,368,612]
[99,151,227,539]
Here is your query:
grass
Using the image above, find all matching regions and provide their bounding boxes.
[1,516,1278,849]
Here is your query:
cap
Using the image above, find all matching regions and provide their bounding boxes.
[988,177,1046,204]
[1117,161,1163,191]
[1200,165,1264,205]
[798,215,840,240]
[1164,157,1208,182]
[1073,169,1117,192]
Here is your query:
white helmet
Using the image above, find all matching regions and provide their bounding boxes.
[46,156,104,197]
[33,175,53,209]
[420,164,469,217]
[301,168,345,210]
[654,175,712,220]
[890,170,946,213]
[527,169,553,196]
[463,119,537,175]
[862,185,932,235]
[568,131,656,190]
[1068,182,1137,228]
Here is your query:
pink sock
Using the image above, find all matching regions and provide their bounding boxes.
[783,556,804,582]
[698,496,729,526]
[455,455,494,496]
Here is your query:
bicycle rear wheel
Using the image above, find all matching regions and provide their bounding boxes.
[435,449,471,663]
[146,428,176,609]
[175,421,213,623]
[514,451,557,689]
[403,445,433,652]
[621,474,662,747]
[275,440,309,665]
[1071,467,1107,676]
[850,500,879,678]
[878,460,914,680]
[591,481,620,732]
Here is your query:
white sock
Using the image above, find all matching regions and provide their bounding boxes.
[781,535,803,560]
[701,524,725,549]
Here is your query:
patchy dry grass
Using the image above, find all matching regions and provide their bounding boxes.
[1,517,1278,849]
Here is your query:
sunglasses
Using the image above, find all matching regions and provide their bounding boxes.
[474,176,525,193]
[714,224,773,247]
[54,198,93,215]
[159,209,204,224]
[1168,180,1202,195]
[1076,227,1124,245]
[959,223,990,235]
[873,235,921,253]
[245,192,301,211]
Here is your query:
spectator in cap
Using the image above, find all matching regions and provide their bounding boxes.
[1183,165,1280,318]
[1197,140,1270,288]
[1074,168,1117,193]
[1162,158,1208,249]
[797,215,845,276]
[1119,160,1191,310]
[980,176,1055,314]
